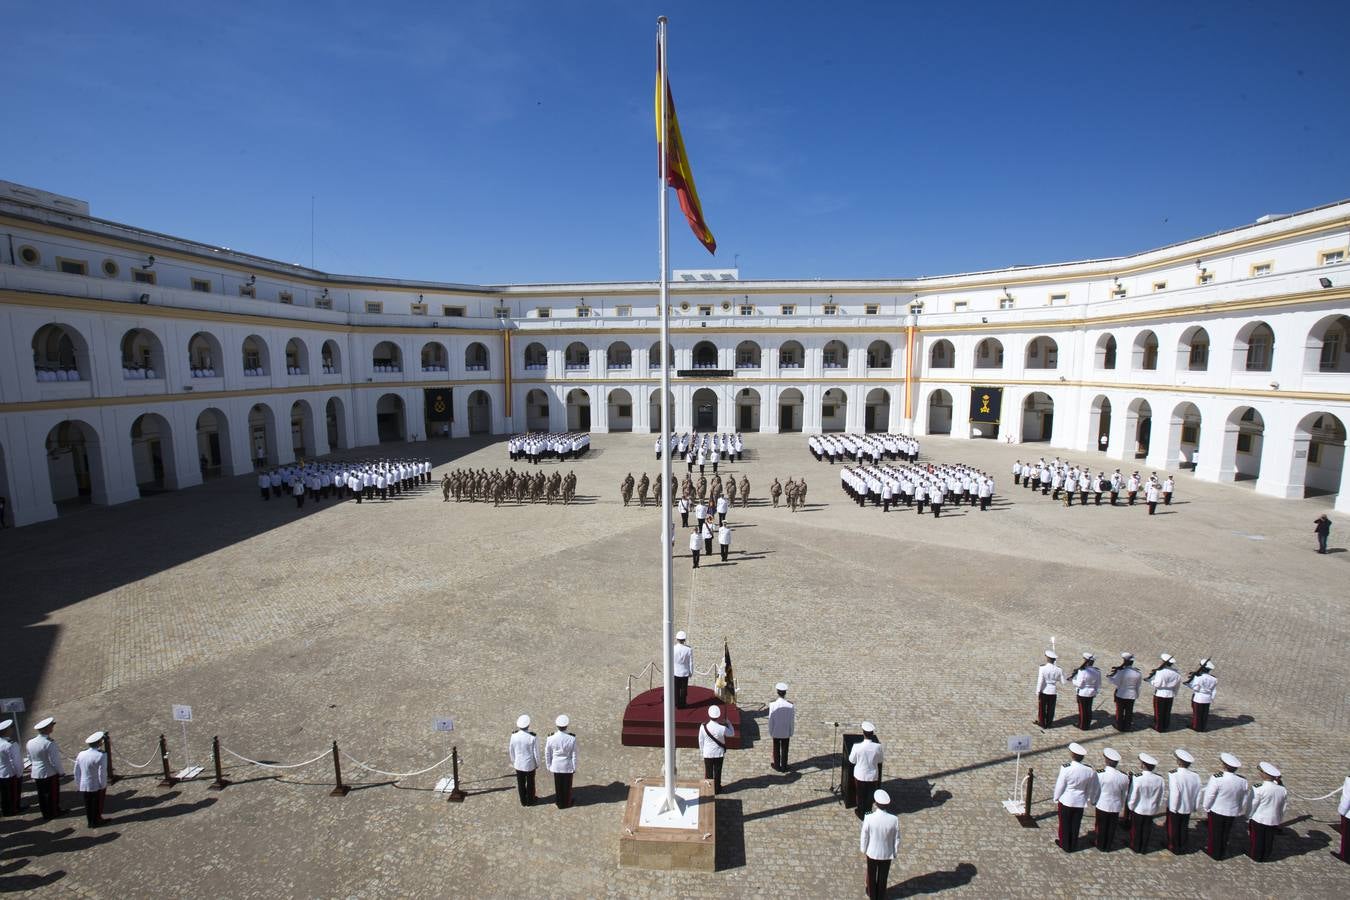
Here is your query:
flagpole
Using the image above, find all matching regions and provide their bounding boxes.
[656,15,678,814]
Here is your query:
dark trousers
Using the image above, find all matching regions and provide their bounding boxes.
[865,857,891,900]
[1114,696,1135,730]
[981,495,991,510]
[1163,492,1172,505]
[772,737,790,771]
[1094,807,1121,850]
[691,549,699,569]
[931,504,941,518]
[674,675,689,708]
[34,775,59,819]
[1077,695,1093,729]
[1128,491,1137,505]
[1095,492,1103,506]
[82,788,105,826]
[552,772,572,808]
[295,494,303,508]
[260,487,270,501]
[1191,700,1211,731]
[1167,810,1190,852]
[0,776,18,815]
[1338,814,1348,861]
[1037,692,1057,728]
[1129,811,1154,852]
[1058,803,1084,850]
[719,544,728,561]
[1248,820,1277,861]
[680,512,689,527]
[703,756,724,794]
[1153,696,1173,732]
[514,769,535,806]
[704,538,712,555]
[1110,491,1119,505]
[1207,812,1236,859]
[1148,501,1157,515]
[854,779,878,818]
[1319,533,1329,553]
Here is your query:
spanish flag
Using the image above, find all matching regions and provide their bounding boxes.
[656,49,716,255]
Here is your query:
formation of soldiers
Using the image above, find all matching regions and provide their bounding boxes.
[657,431,745,463]
[1014,458,1175,513]
[840,462,995,514]
[257,457,432,507]
[1036,650,1223,734]
[621,471,752,508]
[443,467,577,505]
[809,433,921,465]
[768,477,808,511]
[506,432,590,464]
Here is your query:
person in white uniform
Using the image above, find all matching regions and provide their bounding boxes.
[1247,761,1288,862]
[1106,652,1142,731]
[698,705,734,794]
[1036,650,1065,729]
[1148,653,1182,732]
[544,715,577,809]
[1166,748,1202,853]
[767,683,795,772]
[74,731,108,827]
[859,788,900,900]
[1071,652,1101,730]
[1185,659,1218,732]
[1202,752,1252,859]
[0,719,21,816]
[849,723,884,819]
[1093,747,1129,851]
[27,717,64,819]
[508,714,539,806]
[1053,742,1099,851]
[1127,752,1166,852]
[672,631,692,708]
[1336,774,1350,862]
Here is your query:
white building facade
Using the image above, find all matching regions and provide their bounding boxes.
[1,179,1347,526]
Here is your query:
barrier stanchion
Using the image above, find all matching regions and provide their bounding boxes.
[447,746,466,802]
[1022,769,1035,820]
[329,741,349,797]
[208,736,229,791]
[157,734,177,787]
[103,732,120,784]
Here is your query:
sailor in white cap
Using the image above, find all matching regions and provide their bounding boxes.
[767,683,795,772]
[1105,652,1142,731]
[74,731,108,827]
[698,705,734,794]
[1070,653,1101,730]
[1147,653,1181,732]
[848,723,885,819]
[1201,752,1252,859]
[0,719,21,816]
[1127,752,1166,852]
[672,631,693,709]
[1093,748,1129,851]
[544,715,577,809]
[1052,742,1099,851]
[1166,749,1202,853]
[1336,774,1350,862]
[1185,659,1218,732]
[507,714,539,806]
[859,788,900,900]
[1036,650,1065,729]
[26,717,64,820]
[1248,762,1287,861]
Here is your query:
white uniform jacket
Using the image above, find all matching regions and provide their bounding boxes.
[544,731,577,774]
[26,735,63,779]
[508,730,538,772]
[1096,766,1130,813]
[74,747,107,792]
[859,808,901,860]
[1036,663,1065,697]
[1187,673,1217,704]
[1128,770,1167,816]
[1202,772,1252,817]
[0,738,22,778]
[1249,781,1288,827]
[1053,760,1100,809]
[699,720,733,760]
[673,643,693,677]
[1107,666,1142,700]
[849,739,884,782]
[1168,768,1203,814]
[1150,668,1182,698]
[767,698,796,739]
[1073,667,1101,698]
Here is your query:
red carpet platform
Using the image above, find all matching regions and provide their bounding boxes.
[621,686,742,749]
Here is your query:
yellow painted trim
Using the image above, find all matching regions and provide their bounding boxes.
[1318,248,1347,266]
[911,376,1350,403]
[1248,261,1275,277]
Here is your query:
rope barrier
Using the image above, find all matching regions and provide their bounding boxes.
[115,748,161,769]
[339,749,456,780]
[1289,785,1344,802]
[221,747,332,770]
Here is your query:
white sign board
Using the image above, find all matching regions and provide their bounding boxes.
[433,717,455,733]
[172,704,194,722]
[1007,735,1032,753]
[0,698,24,713]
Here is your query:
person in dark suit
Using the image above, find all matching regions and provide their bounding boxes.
[1314,514,1332,554]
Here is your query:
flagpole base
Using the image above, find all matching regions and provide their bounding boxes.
[619,776,717,872]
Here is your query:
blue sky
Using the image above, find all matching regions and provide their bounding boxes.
[4,1,1347,284]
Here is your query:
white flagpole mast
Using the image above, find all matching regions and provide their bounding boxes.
[656,14,679,813]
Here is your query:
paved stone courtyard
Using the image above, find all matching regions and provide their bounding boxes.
[1,432,1347,898]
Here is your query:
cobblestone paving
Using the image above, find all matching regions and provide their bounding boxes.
[1,434,1347,898]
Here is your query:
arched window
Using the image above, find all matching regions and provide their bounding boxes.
[464,341,489,371]
[564,342,590,370]
[523,342,547,370]
[735,340,761,369]
[779,341,804,369]
[1095,334,1117,370]
[929,339,954,369]
[31,323,88,381]
[866,340,892,369]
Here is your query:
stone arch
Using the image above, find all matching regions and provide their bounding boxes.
[195,407,232,478]
[31,322,90,381]
[692,387,719,432]
[284,337,310,376]
[188,331,223,378]
[779,340,804,369]
[1167,401,1203,469]
[736,387,761,432]
[45,419,107,509]
[1234,321,1275,373]
[865,388,890,433]
[466,390,492,435]
[735,340,761,369]
[290,399,316,459]
[376,393,406,442]
[974,337,1004,369]
[1177,326,1210,372]
[372,340,403,374]
[566,388,591,431]
[120,327,165,379]
[866,340,893,369]
[1090,395,1112,452]
[1021,391,1054,442]
[130,412,176,493]
[649,342,674,370]
[421,340,449,373]
[1125,398,1153,459]
[1221,405,1265,483]
[607,341,633,370]
[928,339,955,369]
[523,341,548,371]
[649,388,675,433]
[241,334,270,377]
[927,389,953,435]
[1290,412,1346,498]
[692,340,718,369]
[564,342,590,370]
[1132,330,1159,371]
[607,388,634,432]
[777,388,804,433]
[247,402,279,467]
[464,341,489,371]
[325,397,347,450]
[321,339,342,375]
[822,340,849,370]
[1305,314,1350,374]
[821,387,848,433]
[525,389,551,432]
[1024,336,1058,370]
[1095,334,1118,370]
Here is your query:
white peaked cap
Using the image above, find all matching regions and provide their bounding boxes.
[1259,762,1281,778]
[1103,748,1122,762]
[516,714,530,730]
[675,631,687,641]
[1045,650,1058,660]
[0,719,11,731]
[1220,752,1241,769]
[1121,651,1134,659]
[873,789,891,805]
[1139,753,1158,767]
[708,705,721,719]
[1174,749,1194,764]
[1082,652,1095,660]
[35,717,54,730]
[1068,742,1086,756]
[861,721,875,733]
[555,714,570,729]
[775,683,788,693]
[1160,653,1175,663]
[86,731,105,745]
